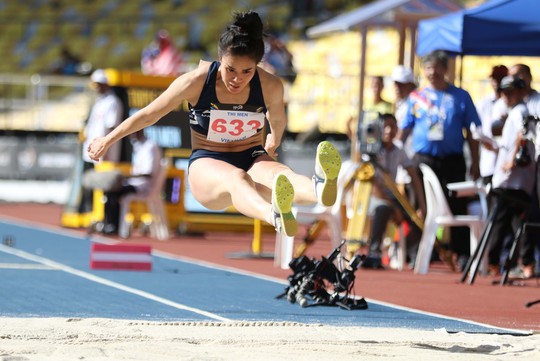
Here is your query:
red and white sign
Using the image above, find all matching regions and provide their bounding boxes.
[90,243,152,271]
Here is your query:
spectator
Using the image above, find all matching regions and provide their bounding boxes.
[80,69,123,214]
[391,65,417,127]
[262,34,297,85]
[390,65,417,192]
[348,75,394,143]
[398,50,482,271]
[487,75,536,278]
[141,29,183,77]
[364,75,393,117]
[508,64,540,277]
[362,114,426,269]
[50,46,82,75]
[475,65,508,186]
[101,130,162,235]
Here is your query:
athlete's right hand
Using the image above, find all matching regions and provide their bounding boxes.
[87,136,109,162]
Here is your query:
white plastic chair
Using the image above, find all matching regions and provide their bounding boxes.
[119,158,170,241]
[414,163,485,274]
[274,160,357,269]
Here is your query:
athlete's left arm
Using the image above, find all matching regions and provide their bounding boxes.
[259,69,287,158]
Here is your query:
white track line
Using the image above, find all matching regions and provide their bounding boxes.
[0,263,55,270]
[0,244,231,322]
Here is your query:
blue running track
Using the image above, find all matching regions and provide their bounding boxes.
[0,219,528,335]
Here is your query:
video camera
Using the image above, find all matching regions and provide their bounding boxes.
[515,115,539,167]
[356,111,384,157]
[276,240,368,310]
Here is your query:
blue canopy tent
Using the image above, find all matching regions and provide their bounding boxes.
[417,0,540,56]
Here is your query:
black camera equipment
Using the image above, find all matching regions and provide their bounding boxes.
[356,111,384,157]
[515,115,539,167]
[276,240,368,310]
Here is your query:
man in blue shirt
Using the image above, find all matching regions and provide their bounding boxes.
[398,50,481,271]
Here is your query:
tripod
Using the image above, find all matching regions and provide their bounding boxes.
[344,155,424,258]
[461,189,534,285]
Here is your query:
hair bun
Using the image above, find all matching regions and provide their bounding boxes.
[233,11,263,40]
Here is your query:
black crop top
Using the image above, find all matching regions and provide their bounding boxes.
[188,61,268,142]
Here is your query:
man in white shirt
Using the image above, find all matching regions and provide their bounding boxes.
[83,69,123,164]
[488,75,535,277]
[476,65,508,185]
[509,64,540,277]
[78,69,124,216]
[79,69,124,216]
[102,130,162,234]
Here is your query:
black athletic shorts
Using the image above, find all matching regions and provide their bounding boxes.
[188,145,268,172]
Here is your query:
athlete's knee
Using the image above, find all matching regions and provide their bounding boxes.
[267,163,293,181]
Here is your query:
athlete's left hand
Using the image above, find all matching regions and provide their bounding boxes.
[264,133,280,159]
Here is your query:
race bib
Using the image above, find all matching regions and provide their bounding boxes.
[207,109,265,143]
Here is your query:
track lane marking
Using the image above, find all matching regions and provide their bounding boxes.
[0,244,231,322]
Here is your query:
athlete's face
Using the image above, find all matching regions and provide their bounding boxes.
[219,54,257,94]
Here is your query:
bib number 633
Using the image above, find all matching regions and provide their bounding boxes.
[207,109,265,142]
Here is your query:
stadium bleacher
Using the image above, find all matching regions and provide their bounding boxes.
[0,0,286,75]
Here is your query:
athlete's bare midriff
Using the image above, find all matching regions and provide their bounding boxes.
[190,130,264,152]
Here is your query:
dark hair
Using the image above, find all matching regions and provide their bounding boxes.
[381,113,397,124]
[512,63,532,78]
[218,10,265,63]
[422,50,449,69]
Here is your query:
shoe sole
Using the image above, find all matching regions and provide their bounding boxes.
[316,141,341,206]
[273,174,297,237]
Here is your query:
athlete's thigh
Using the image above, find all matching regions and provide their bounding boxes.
[248,154,292,188]
[188,158,241,209]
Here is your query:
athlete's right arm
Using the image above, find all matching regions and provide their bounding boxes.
[87,64,209,162]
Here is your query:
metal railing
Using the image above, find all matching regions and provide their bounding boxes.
[0,73,93,132]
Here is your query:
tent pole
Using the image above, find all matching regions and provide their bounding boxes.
[398,23,406,65]
[359,26,367,115]
[353,25,368,163]
[459,55,464,87]
[408,24,417,70]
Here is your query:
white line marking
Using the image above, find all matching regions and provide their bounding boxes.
[0,244,231,322]
[153,250,532,335]
[0,263,55,270]
[91,252,153,262]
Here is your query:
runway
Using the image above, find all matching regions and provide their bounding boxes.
[0,218,531,335]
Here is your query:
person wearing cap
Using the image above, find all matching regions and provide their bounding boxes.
[509,64,540,277]
[475,65,508,186]
[83,69,123,164]
[398,50,482,271]
[487,75,536,278]
[391,65,417,127]
[79,69,124,216]
[391,65,416,195]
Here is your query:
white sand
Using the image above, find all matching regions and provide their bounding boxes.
[0,318,538,361]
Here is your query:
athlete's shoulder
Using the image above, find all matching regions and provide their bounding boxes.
[257,66,283,92]
[171,60,209,88]
[257,65,280,83]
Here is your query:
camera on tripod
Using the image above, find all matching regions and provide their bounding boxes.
[515,115,539,167]
[356,111,384,158]
[277,240,368,310]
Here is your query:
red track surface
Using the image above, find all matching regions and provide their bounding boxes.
[1,203,539,331]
